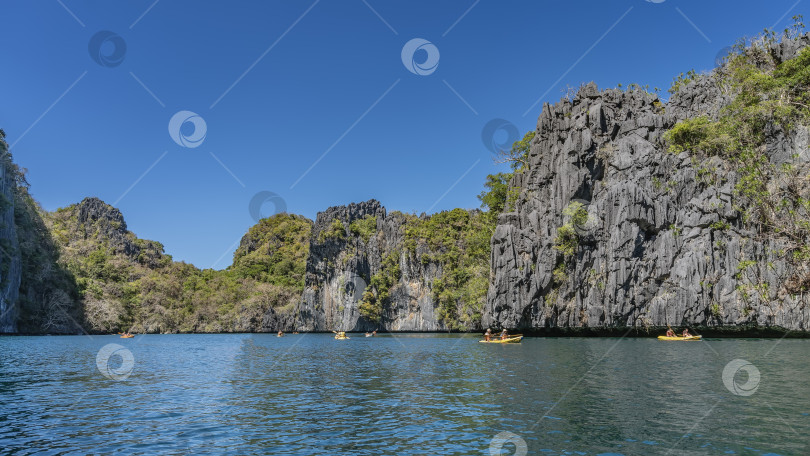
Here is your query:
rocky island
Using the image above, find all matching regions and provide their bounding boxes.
[2,31,810,336]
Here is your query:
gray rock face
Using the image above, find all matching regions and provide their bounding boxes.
[0,138,21,333]
[483,36,810,332]
[294,200,448,332]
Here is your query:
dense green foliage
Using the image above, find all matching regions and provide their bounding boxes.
[477,172,511,215]
[231,214,311,291]
[349,215,377,243]
[39,205,312,333]
[318,218,346,242]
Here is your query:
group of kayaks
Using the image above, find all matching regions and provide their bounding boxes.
[328,331,700,343]
[117,328,701,342]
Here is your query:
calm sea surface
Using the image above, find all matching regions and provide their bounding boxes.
[0,334,808,455]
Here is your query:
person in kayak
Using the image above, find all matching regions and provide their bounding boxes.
[500,329,509,340]
[372,330,377,336]
[666,328,676,337]
[682,328,692,337]
[277,330,284,337]
[484,328,492,341]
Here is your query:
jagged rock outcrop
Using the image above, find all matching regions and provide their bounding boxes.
[0,135,22,333]
[295,200,447,331]
[484,36,810,332]
[59,197,164,267]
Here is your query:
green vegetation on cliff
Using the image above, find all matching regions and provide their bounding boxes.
[358,250,400,322]
[665,18,810,293]
[403,209,493,330]
[349,215,377,243]
[32,200,312,334]
[231,214,311,291]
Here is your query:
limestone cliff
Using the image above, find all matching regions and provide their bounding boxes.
[0,134,22,333]
[295,200,450,331]
[483,36,810,332]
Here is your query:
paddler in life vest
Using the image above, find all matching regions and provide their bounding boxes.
[500,329,509,340]
[666,328,676,337]
[484,328,492,341]
[682,328,692,337]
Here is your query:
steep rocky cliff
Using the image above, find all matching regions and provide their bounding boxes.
[0,134,22,333]
[484,35,810,332]
[295,200,450,331]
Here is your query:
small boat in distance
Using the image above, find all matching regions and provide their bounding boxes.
[658,335,702,341]
[120,333,134,339]
[334,331,350,340]
[480,335,523,344]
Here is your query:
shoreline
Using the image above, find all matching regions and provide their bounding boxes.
[2,325,807,338]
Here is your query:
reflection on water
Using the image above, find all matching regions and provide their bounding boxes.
[0,334,808,455]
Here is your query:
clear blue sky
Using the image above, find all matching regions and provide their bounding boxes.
[1,0,805,268]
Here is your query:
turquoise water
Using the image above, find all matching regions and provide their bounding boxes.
[0,334,808,455]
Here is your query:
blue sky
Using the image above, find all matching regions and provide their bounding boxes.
[1,0,805,268]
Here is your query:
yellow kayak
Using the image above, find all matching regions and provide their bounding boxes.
[480,335,523,344]
[657,335,702,341]
[335,336,350,340]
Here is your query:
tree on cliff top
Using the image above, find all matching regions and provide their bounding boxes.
[479,130,535,218]
[494,130,535,171]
